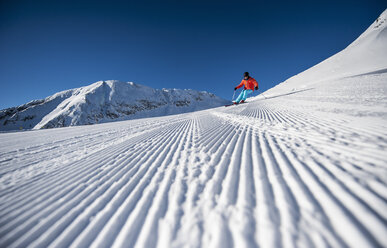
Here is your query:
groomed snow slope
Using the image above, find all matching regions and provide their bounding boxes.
[1,9,387,248]
[0,70,386,248]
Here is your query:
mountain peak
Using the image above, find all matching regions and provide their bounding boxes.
[0,81,228,131]
[349,8,387,49]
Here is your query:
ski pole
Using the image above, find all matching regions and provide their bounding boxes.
[231,90,236,101]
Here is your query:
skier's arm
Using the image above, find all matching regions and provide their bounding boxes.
[235,81,244,90]
[253,79,258,90]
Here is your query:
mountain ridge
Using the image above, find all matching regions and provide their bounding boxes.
[0,80,229,131]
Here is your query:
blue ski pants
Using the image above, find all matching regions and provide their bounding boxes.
[235,89,253,103]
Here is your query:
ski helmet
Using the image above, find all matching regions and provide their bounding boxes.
[243,72,249,77]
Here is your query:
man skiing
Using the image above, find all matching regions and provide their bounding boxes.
[233,72,259,104]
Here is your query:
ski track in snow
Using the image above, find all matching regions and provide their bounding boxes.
[0,98,386,248]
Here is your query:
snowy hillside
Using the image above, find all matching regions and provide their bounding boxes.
[0,80,229,131]
[263,9,387,96]
[1,9,387,248]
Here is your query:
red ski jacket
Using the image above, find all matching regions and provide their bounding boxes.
[235,77,258,91]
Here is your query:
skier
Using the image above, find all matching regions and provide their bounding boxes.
[233,72,259,104]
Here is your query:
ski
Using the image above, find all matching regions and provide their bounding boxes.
[224,102,247,107]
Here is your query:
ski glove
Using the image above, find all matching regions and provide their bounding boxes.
[234,87,237,91]
[255,86,258,90]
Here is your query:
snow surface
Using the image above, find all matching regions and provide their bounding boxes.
[0,81,229,131]
[0,9,386,248]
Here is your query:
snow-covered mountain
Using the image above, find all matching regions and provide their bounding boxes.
[263,9,387,96]
[0,80,229,131]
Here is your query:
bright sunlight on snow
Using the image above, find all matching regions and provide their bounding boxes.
[0,8,386,248]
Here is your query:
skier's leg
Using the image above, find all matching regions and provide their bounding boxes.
[241,89,253,101]
[235,90,245,103]
[246,89,253,99]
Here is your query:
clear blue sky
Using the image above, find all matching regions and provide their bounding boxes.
[0,0,385,109]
